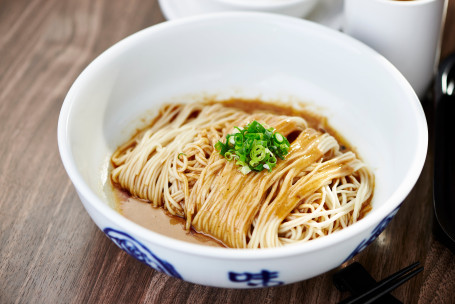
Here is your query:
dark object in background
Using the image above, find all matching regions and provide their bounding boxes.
[334,262,423,304]
[433,51,455,253]
[334,262,401,304]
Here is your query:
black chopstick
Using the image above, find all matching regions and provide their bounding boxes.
[338,262,423,304]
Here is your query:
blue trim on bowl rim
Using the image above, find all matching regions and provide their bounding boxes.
[104,227,183,279]
[343,204,402,263]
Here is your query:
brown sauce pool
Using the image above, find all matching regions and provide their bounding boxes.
[114,188,224,247]
[111,98,366,247]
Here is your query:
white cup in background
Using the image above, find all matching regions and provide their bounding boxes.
[344,0,448,99]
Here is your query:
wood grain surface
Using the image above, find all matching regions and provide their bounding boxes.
[1,0,455,303]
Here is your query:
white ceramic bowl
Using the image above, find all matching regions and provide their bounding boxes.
[159,0,319,19]
[58,12,427,288]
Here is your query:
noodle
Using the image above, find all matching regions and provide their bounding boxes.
[111,101,374,248]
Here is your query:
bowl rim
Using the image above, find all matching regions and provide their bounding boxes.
[208,0,318,9]
[58,11,428,260]
[366,0,441,6]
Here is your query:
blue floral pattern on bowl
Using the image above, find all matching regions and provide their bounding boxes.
[104,227,182,279]
[228,270,284,287]
[343,205,401,263]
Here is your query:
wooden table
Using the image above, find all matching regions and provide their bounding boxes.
[1,0,455,303]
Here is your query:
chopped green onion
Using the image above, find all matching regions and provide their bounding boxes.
[274,133,284,143]
[215,120,290,174]
[225,152,234,161]
[240,166,251,175]
[229,136,235,146]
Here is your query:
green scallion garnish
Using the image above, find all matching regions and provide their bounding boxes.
[214,120,290,174]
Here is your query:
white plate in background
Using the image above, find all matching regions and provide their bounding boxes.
[158,0,343,30]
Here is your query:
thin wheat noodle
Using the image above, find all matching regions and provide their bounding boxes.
[111,101,374,248]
